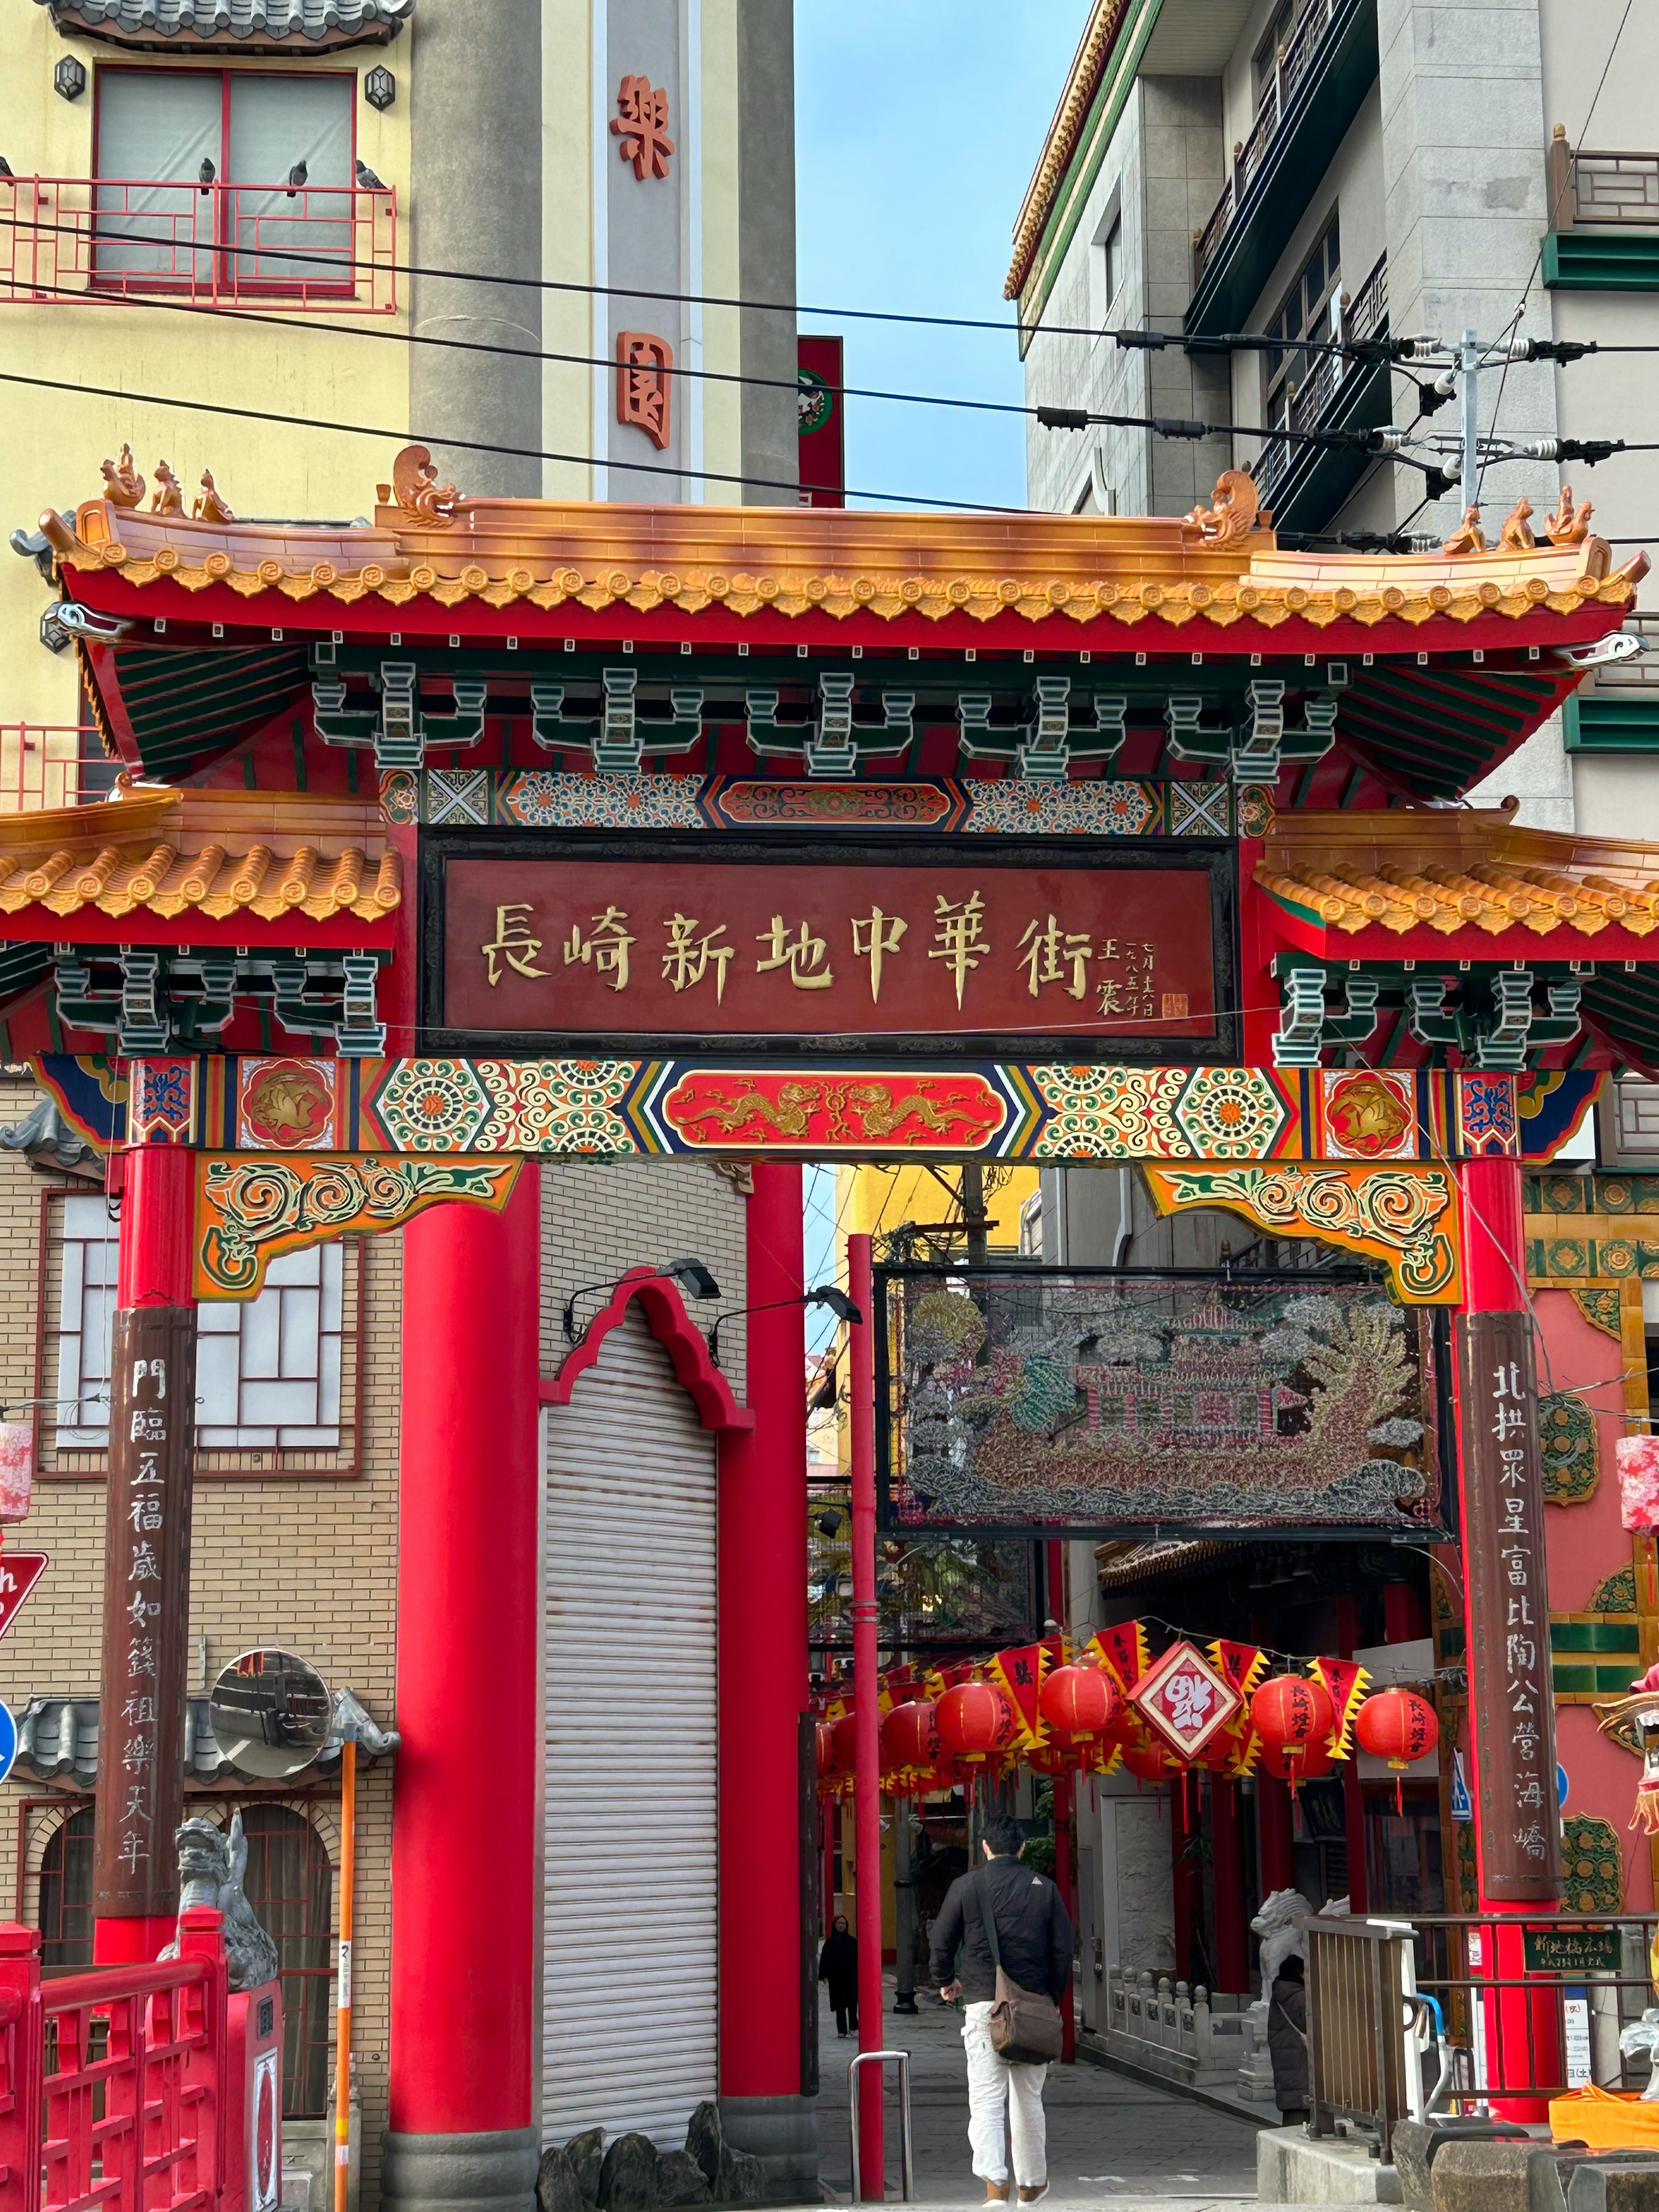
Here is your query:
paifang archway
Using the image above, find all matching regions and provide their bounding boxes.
[5,451,1653,2198]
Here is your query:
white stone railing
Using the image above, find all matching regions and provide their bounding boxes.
[1097,1966,1259,2092]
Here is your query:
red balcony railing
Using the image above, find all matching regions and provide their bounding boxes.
[0,730,106,814]
[0,175,397,313]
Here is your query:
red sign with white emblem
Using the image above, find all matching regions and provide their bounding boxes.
[1128,1639,1242,1761]
[0,1551,48,1640]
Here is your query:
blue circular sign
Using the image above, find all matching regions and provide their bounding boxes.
[0,1701,18,1788]
[1557,1762,1569,1811]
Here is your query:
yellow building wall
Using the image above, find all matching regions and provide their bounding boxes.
[0,12,415,741]
[835,1162,1039,1250]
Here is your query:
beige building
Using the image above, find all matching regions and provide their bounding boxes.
[0,0,796,794]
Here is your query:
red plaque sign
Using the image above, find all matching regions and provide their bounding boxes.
[436,853,1222,1052]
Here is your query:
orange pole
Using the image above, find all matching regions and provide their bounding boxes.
[334,1736,357,2212]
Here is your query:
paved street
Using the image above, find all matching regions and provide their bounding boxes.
[815,1980,1268,2209]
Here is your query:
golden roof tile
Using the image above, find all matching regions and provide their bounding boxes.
[37,459,1648,638]
[0,784,400,927]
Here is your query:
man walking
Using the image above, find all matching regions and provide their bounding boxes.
[930,1813,1073,2206]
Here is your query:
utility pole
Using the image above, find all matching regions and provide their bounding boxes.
[960,1162,989,1267]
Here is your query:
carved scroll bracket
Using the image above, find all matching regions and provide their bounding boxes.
[1143,1162,1462,1303]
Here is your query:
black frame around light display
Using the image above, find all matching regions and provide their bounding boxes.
[874,1263,1452,1541]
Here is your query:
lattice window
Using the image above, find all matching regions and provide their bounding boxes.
[38,1193,362,1476]
[237,1804,335,2117]
[35,1804,95,1967]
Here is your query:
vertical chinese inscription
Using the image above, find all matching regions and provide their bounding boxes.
[1456,1310,1562,1902]
[92,1307,196,1919]
[611,75,674,181]
[617,332,674,451]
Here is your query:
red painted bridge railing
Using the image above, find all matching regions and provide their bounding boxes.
[0,1910,243,2212]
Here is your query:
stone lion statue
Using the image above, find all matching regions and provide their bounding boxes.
[161,1811,280,1993]
[1251,1888,1315,1983]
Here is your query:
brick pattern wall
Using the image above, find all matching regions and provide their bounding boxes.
[0,1085,401,2209]
[539,1159,750,1395]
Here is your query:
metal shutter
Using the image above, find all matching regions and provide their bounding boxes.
[542,1307,719,2148]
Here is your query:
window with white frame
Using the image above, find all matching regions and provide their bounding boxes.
[1091,206,1125,327]
[50,1195,345,1451]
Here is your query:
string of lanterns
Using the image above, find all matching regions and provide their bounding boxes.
[815,1624,1439,1812]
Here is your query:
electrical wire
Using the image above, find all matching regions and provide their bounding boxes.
[0,207,1532,363]
[0,368,1024,515]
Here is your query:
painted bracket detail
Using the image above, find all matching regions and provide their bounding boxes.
[1143,1162,1462,1303]
[195,1152,521,1299]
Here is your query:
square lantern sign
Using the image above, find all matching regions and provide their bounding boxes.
[422,834,1234,1062]
[1128,1640,1241,1761]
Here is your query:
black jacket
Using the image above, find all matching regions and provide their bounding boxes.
[928,1855,1072,2004]
[818,1929,858,2006]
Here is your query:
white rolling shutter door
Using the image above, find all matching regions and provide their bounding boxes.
[542,1306,719,2148]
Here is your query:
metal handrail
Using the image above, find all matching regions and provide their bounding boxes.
[1195,0,1347,283]
[848,2048,914,2204]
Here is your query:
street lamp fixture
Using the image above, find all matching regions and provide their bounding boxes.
[561,1255,721,1343]
[708,1283,863,1369]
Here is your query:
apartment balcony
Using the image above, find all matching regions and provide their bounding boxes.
[0,728,110,815]
[1543,134,1659,290]
[1251,254,1389,535]
[1187,0,1378,340]
[1564,614,1659,752]
[0,175,397,314]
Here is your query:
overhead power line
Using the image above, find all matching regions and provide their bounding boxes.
[8,209,1654,362]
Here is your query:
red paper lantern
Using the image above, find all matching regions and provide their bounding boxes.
[815,1720,837,1777]
[1250,1674,1335,1754]
[831,1710,859,1777]
[936,1679,1015,1765]
[1120,1740,1174,1785]
[1039,1663,1122,1747]
[1354,1689,1439,1768]
[882,1699,941,1775]
[1257,1738,1335,1785]
[1355,1688,1439,1808]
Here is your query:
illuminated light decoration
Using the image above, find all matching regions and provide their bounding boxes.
[935,1678,1017,1766]
[881,1699,941,1778]
[1249,1675,1336,1793]
[1354,1687,1440,1812]
[1128,1638,1242,1762]
[1039,1662,1122,1748]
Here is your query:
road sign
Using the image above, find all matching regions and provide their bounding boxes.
[1557,1762,1569,1811]
[0,1551,48,1641]
[0,1700,18,1786]
[1451,1748,1472,1820]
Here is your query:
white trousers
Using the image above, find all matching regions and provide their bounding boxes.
[962,2001,1048,2187]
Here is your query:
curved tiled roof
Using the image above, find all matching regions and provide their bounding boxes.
[40,479,1649,641]
[0,785,401,925]
[37,0,410,47]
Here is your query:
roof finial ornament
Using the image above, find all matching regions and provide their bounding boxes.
[193,469,235,524]
[149,460,184,518]
[1442,505,1486,556]
[100,443,145,509]
[391,443,461,529]
[1183,468,1264,545]
[1543,484,1593,546]
[1499,496,1535,552]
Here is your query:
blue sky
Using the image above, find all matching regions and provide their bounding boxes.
[794,0,1095,515]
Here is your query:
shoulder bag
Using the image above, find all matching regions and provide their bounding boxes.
[973,1874,1064,2066]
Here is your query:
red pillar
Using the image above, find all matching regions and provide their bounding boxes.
[1257,1774,1294,1899]
[385,1172,539,2212]
[1335,1598,1369,1916]
[1045,1544,1076,2060]
[1210,1777,1249,1993]
[847,1235,884,2201]
[1457,1151,1560,2112]
[717,1163,816,2190]
[94,1142,197,1964]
